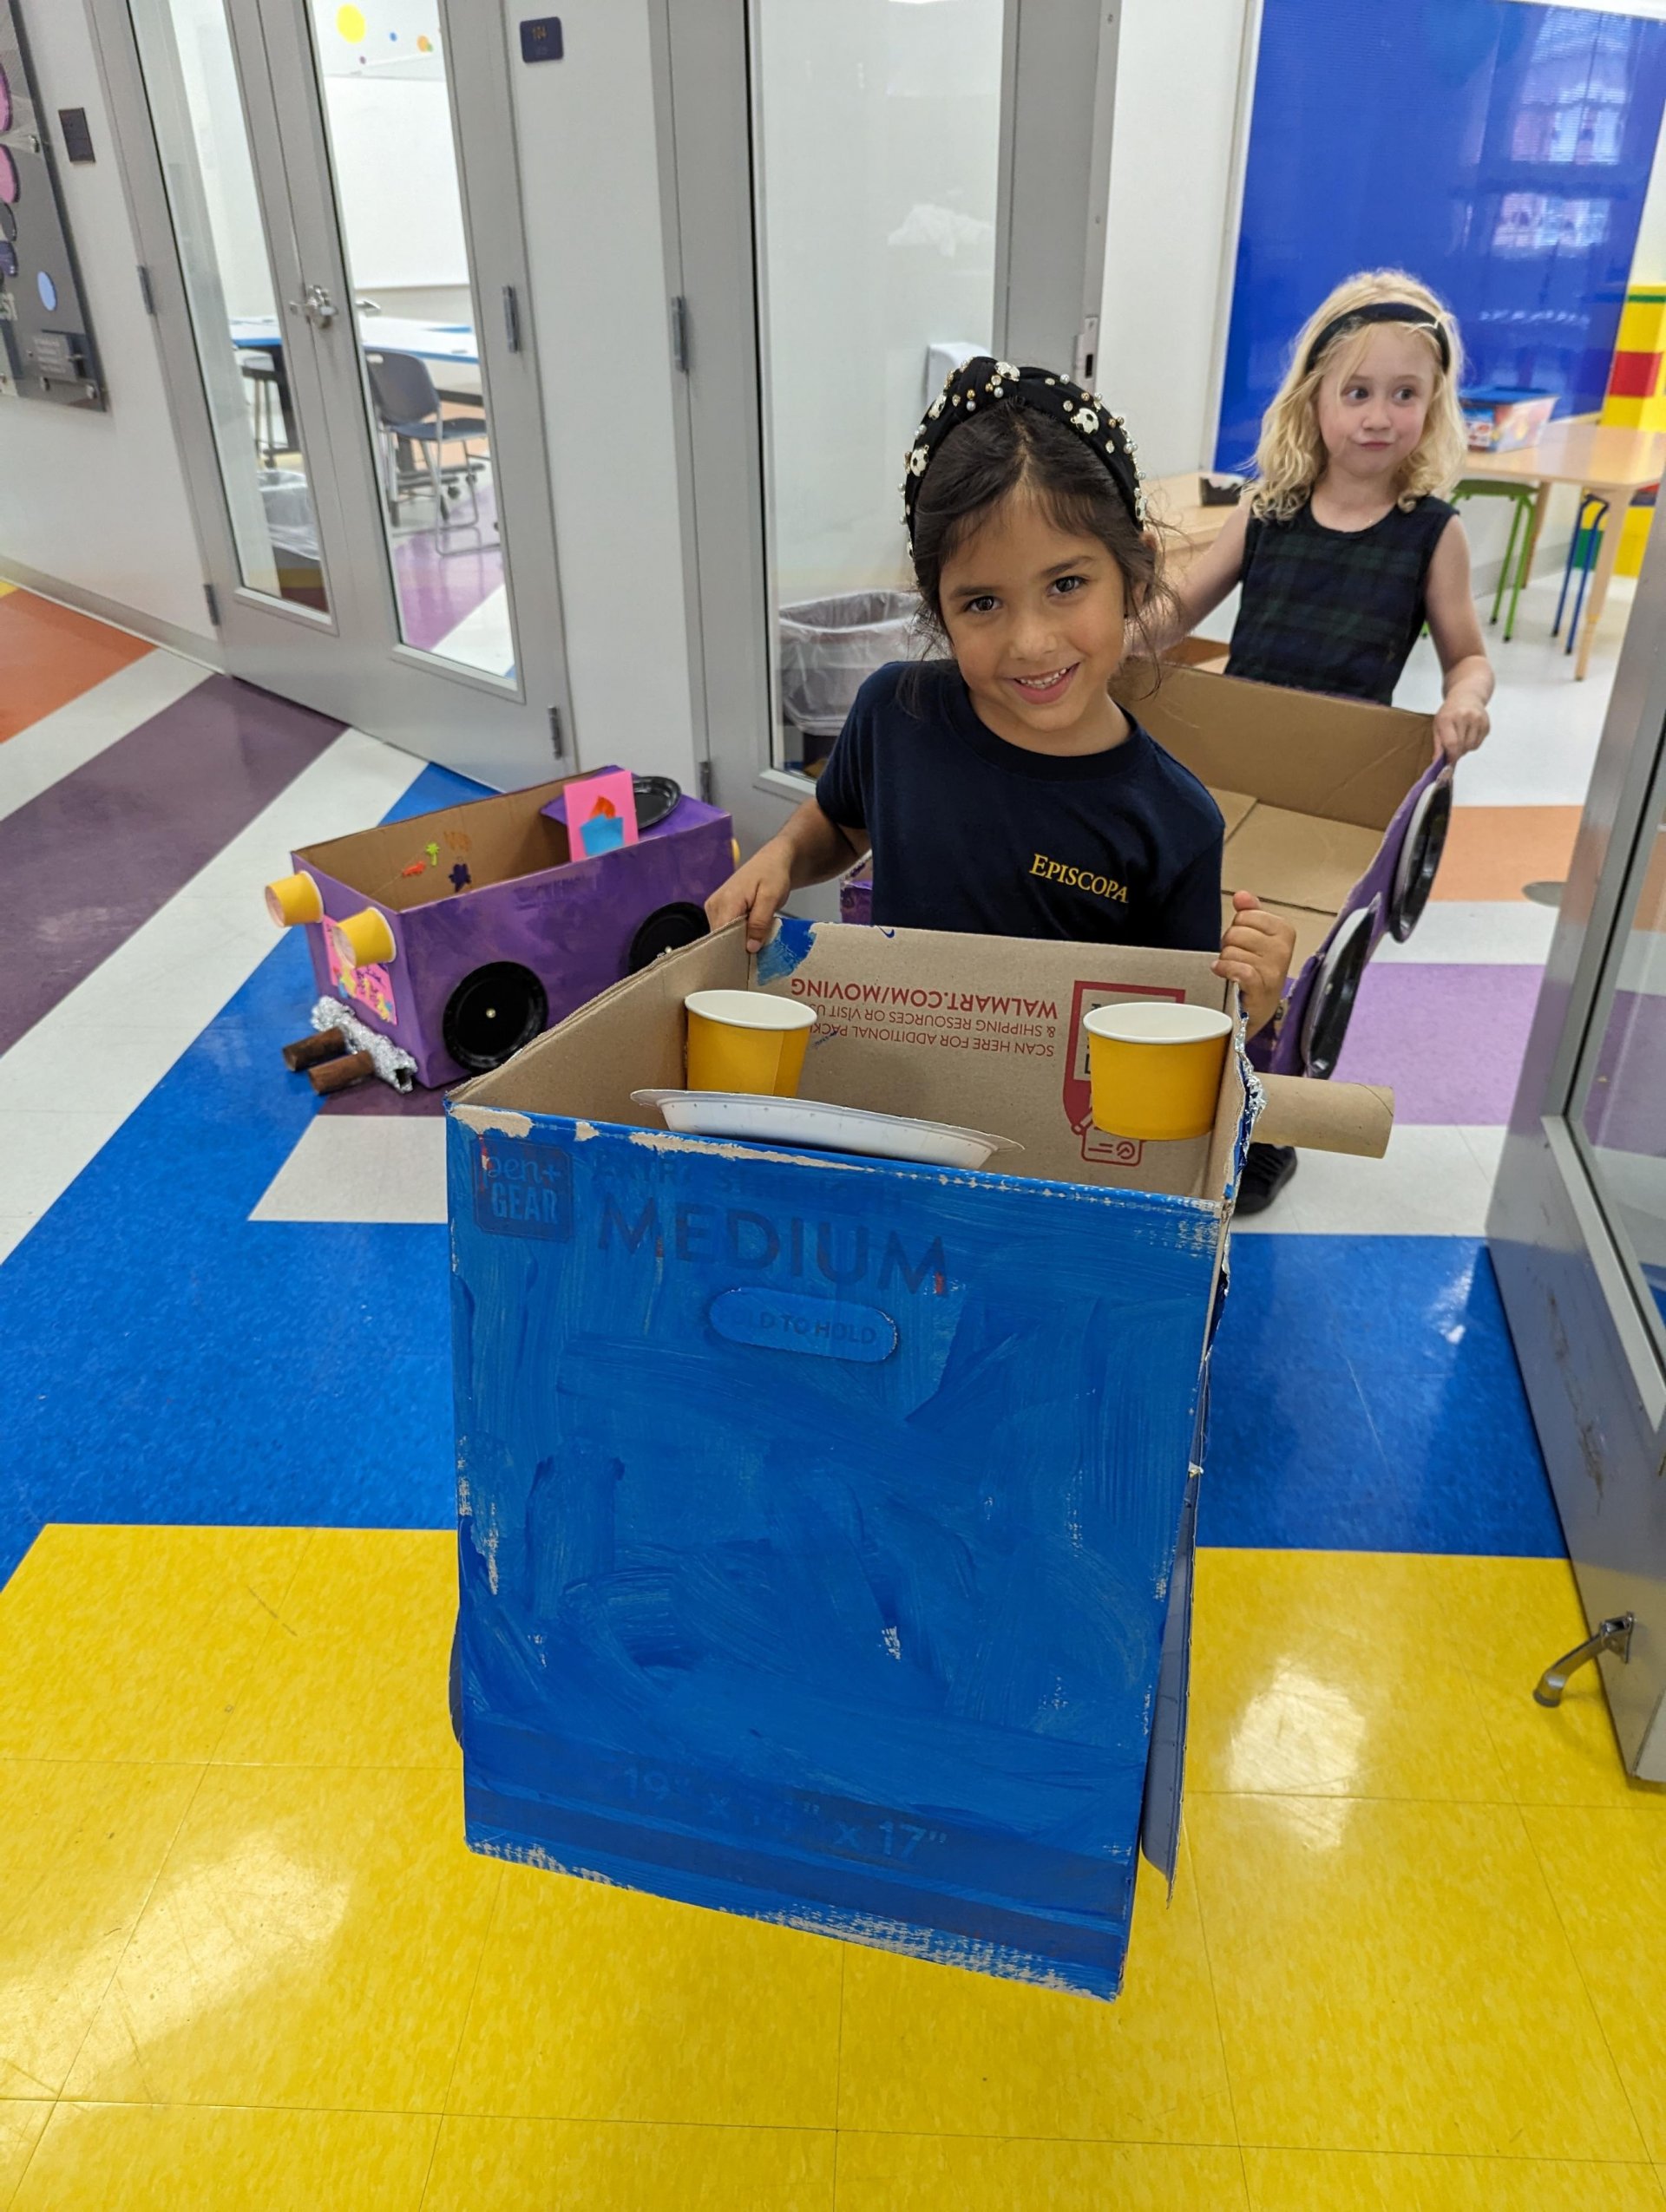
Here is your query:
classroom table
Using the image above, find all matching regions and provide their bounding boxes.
[1145,469,1244,559]
[228,313,482,402]
[1461,421,1666,678]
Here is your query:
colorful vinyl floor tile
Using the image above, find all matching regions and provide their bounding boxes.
[1,588,1655,2210]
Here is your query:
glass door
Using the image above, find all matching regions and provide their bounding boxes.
[659,0,1119,859]
[751,0,1006,785]
[1571,784,1666,1356]
[103,0,572,790]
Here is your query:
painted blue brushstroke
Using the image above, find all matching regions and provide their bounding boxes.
[755,913,817,982]
[449,1109,1218,1996]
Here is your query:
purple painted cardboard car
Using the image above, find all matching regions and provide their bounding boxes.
[266,769,734,1088]
[839,660,1451,1079]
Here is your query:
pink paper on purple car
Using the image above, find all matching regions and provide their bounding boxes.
[542,769,639,859]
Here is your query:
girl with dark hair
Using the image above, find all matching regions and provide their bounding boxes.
[707,358,1295,1083]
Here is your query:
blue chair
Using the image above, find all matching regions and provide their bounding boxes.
[364,347,490,551]
[1555,485,1658,654]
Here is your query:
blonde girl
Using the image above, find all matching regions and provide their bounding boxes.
[1170,270,1492,763]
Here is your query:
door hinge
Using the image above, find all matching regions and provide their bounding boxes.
[203,581,220,628]
[698,757,713,803]
[548,704,567,760]
[502,284,521,354]
[136,263,157,317]
[670,294,690,375]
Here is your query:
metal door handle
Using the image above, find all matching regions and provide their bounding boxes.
[302,282,338,329]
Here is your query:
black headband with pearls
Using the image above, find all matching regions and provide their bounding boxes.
[901,357,1145,546]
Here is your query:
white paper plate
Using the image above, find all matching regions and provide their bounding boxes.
[632,1090,1023,1171]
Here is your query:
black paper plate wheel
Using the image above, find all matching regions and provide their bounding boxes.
[442,961,548,1072]
[1389,776,1453,943]
[1299,902,1377,1079]
[627,901,710,973]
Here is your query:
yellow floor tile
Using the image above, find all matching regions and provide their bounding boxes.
[0,2104,49,2209]
[836,1836,1234,2143]
[1429,1557,1666,1810]
[63,1765,498,2112]
[423,2117,836,2209]
[834,2132,1249,2209]
[10,2103,436,2211]
[1189,1552,1509,1801]
[0,1526,312,1763]
[1522,1806,1666,2160]
[1188,1793,1643,2159]
[446,1861,843,2129]
[0,1759,202,2100]
[213,1529,457,1770]
[1243,2148,1666,2209]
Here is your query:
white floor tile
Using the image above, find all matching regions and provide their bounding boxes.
[0,728,425,1253]
[1372,899,1558,965]
[1234,1122,1503,1236]
[251,1114,448,1224]
[0,650,213,824]
[1397,574,1631,810]
[430,584,513,678]
[0,1214,40,1266]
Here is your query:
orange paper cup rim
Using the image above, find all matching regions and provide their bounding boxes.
[685,989,817,1033]
[1083,1003,1233,1046]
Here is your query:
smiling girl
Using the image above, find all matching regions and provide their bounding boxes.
[1169,269,1493,764]
[707,357,1295,1043]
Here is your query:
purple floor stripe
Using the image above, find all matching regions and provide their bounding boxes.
[1334,960,1545,1123]
[320,1077,448,1117]
[0,674,343,1057]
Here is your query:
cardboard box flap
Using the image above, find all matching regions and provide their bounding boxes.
[1221,803,1382,916]
[299,777,574,912]
[461,919,1249,1206]
[1208,786,1259,838]
[1121,663,1433,833]
[753,919,1233,1196]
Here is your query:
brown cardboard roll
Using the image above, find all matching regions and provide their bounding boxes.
[1256,1073,1394,1158]
[308,1050,376,1096]
[282,1027,347,1071]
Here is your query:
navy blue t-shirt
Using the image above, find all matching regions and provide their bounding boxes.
[816,661,1223,952]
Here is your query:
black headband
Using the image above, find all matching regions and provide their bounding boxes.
[902,357,1145,545]
[1303,299,1453,377]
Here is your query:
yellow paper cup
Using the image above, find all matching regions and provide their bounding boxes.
[685,989,817,1096]
[1082,1002,1233,1142]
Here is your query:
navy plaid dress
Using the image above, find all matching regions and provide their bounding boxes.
[1224,494,1456,706]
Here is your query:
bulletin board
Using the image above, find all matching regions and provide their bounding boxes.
[1215,0,1666,469]
[0,0,104,409]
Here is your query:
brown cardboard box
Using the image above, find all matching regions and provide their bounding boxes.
[1121,661,1436,966]
[461,918,1390,1219]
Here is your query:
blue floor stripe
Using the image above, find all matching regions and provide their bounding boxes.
[1202,1234,1564,1557]
[0,763,483,1586]
[0,757,1566,1582]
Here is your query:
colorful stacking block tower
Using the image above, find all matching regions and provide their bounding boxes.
[1602,287,1666,575]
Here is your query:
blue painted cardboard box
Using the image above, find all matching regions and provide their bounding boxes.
[447,919,1256,1999]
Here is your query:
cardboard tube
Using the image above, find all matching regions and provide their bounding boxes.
[1256,1073,1394,1158]
[282,1027,346,1071]
[309,1050,376,1096]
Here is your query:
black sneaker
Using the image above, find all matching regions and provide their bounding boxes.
[1236,1142,1297,1216]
